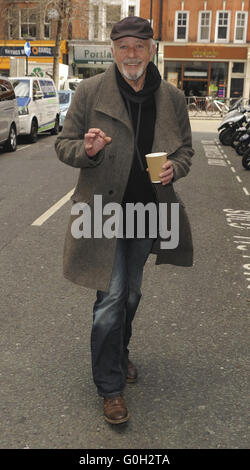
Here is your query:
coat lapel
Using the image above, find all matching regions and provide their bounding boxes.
[152,83,183,156]
[94,63,183,156]
[94,64,133,133]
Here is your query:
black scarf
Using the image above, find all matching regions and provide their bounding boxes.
[116,62,161,172]
[116,62,161,237]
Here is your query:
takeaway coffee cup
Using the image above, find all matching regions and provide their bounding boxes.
[145,152,167,183]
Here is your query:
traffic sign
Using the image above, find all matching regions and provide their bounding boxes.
[24,41,31,57]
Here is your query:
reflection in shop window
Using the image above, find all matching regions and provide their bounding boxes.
[164,62,182,89]
[209,63,228,98]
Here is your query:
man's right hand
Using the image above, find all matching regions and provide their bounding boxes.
[84,128,112,157]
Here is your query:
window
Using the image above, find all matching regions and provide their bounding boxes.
[93,4,99,39]
[198,11,211,42]
[20,8,37,38]
[44,14,51,39]
[234,11,248,43]
[106,5,121,39]
[128,6,135,16]
[232,62,244,73]
[175,11,189,41]
[215,11,230,42]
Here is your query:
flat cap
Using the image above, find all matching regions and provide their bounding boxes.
[110,16,154,40]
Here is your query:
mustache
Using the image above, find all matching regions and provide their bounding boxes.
[122,60,142,65]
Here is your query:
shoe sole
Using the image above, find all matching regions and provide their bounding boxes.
[104,413,130,425]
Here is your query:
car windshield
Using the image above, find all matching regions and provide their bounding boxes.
[10,79,30,98]
[59,92,70,104]
[69,82,79,91]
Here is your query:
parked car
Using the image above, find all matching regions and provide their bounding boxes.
[9,77,60,143]
[0,76,20,152]
[58,90,75,129]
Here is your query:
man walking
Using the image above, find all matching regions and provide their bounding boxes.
[55,16,194,424]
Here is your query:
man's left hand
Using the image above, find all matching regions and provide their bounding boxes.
[159,160,174,185]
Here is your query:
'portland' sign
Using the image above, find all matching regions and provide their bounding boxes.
[74,45,113,64]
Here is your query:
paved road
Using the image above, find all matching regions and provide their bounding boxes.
[0,124,249,449]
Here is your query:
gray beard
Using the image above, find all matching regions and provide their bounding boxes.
[121,64,144,81]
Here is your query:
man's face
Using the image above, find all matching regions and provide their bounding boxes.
[111,37,156,82]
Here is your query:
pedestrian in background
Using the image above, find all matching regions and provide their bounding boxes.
[55,16,194,425]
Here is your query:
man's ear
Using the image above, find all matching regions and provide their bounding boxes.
[151,44,157,60]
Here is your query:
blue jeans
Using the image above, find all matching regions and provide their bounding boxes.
[91,238,153,397]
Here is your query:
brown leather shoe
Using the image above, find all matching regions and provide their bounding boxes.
[103,394,129,424]
[126,359,137,383]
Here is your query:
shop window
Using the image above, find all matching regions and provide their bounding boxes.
[175,11,189,42]
[215,11,230,43]
[20,8,37,38]
[198,11,211,42]
[234,11,248,43]
[164,61,182,89]
[209,62,228,98]
[232,62,244,74]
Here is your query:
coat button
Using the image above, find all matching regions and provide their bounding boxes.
[108,190,114,195]
[109,154,115,160]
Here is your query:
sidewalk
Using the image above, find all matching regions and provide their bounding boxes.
[190,119,221,133]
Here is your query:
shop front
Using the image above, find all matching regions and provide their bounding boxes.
[70,43,114,78]
[0,40,68,77]
[163,45,248,100]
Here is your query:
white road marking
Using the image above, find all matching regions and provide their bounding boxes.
[236,176,242,183]
[16,145,31,152]
[231,167,236,173]
[31,188,74,226]
[243,187,249,196]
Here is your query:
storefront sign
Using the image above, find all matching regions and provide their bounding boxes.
[164,45,247,60]
[0,45,54,57]
[74,45,113,64]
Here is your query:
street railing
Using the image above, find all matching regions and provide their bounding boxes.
[186,96,250,117]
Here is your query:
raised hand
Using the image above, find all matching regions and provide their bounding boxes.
[84,128,112,157]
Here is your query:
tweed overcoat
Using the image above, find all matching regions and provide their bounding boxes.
[55,63,194,292]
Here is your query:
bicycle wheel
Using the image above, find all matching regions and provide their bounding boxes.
[206,102,218,117]
[188,103,198,117]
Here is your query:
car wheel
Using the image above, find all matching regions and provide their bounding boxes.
[5,124,17,152]
[51,116,59,135]
[242,149,250,170]
[29,119,38,143]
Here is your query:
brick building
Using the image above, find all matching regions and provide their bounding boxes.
[140,0,250,100]
[0,0,140,79]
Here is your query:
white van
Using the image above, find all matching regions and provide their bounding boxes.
[9,77,60,143]
[0,77,20,152]
[61,77,82,91]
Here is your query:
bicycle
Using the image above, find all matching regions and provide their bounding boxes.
[205,97,229,117]
[187,96,200,116]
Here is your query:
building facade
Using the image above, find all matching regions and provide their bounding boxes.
[140,0,250,100]
[0,0,69,77]
[69,0,140,78]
